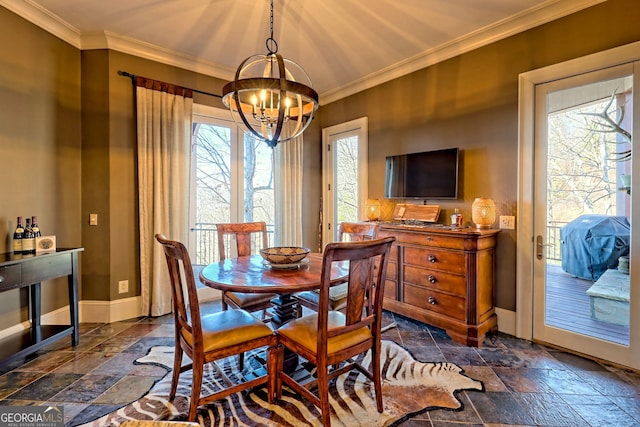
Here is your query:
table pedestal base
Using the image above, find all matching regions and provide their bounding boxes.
[269,294,298,328]
[270,294,299,373]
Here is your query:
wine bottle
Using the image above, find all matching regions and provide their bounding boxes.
[13,216,24,254]
[31,216,41,238]
[23,217,36,254]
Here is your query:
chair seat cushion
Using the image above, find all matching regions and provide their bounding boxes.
[226,291,276,308]
[277,311,371,355]
[181,309,273,352]
[327,283,349,301]
[295,289,347,311]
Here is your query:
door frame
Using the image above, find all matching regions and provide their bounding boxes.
[517,41,639,367]
[321,117,369,245]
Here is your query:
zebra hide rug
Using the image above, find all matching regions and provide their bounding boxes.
[80,340,483,426]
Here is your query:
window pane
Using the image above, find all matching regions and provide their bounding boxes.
[191,121,232,264]
[244,135,275,241]
[194,122,232,225]
[335,135,359,225]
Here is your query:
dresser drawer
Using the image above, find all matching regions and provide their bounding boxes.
[0,264,22,291]
[392,231,465,250]
[403,246,465,275]
[404,283,466,321]
[403,265,466,296]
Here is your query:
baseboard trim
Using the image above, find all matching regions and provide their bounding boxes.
[495,307,516,336]
[80,296,143,323]
[2,295,508,340]
[76,291,221,322]
[0,320,31,341]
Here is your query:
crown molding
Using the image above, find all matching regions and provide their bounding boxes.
[82,31,236,81]
[320,0,606,104]
[0,0,81,47]
[2,0,605,105]
[0,0,235,80]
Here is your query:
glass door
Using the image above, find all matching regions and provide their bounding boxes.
[533,63,637,368]
[322,118,368,245]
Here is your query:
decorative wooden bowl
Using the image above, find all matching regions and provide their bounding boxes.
[260,246,310,265]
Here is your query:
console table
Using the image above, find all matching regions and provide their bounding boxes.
[0,248,83,364]
[378,224,499,346]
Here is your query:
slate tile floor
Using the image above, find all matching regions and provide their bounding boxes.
[1,300,639,426]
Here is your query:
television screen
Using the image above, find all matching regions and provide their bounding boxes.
[384,148,459,199]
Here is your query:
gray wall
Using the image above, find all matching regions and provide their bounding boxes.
[0,7,82,326]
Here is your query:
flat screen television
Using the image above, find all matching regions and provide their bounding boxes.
[384,147,459,199]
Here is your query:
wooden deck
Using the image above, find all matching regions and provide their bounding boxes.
[545,263,630,345]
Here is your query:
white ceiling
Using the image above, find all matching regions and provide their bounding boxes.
[4,0,603,104]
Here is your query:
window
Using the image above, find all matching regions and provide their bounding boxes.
[189,104,274,264]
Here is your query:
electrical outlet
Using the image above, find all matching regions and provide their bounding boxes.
[118,280,129,294]
[499,215,515,230]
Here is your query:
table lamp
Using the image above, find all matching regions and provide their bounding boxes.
[471,198,496,228]
[366,198,381,221]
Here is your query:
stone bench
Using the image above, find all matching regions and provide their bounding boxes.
[586,269,630,326]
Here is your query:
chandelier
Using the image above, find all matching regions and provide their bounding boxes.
[222,0,319,148]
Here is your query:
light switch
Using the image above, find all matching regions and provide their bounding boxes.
[89,214,98,226]
[499,215,515,230]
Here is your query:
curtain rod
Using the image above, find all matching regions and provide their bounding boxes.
[118,70,222,99]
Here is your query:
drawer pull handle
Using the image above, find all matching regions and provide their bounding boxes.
[0,275,3,283]
[427,255,437,263]
[428,296,437,305]
[428,275,436,284]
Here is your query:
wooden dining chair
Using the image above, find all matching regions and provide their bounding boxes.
[216,222,277,319]
[275,236,395,427]
[294,221,380,316]
[155,234,277,421]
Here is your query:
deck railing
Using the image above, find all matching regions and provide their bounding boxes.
[189,223,275,265]
[546,221,568,263]
[191,222,566,265]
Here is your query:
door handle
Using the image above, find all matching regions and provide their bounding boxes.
[536,235,551,260]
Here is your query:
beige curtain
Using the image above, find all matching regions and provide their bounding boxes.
[274,126,303,247]
[136,78,193,316]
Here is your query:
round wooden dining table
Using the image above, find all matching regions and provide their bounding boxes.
[199,252,348,373]
[199,252,348,328]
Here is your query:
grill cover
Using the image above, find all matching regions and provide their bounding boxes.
[560,214,630,281]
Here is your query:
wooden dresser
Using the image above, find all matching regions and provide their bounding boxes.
[378,224,499,346]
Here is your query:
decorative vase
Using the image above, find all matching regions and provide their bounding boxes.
[471,198,496,229]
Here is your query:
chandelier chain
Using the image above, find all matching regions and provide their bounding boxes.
[266,0,278,54]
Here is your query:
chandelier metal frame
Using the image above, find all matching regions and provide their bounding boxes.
[222,0,318,148]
